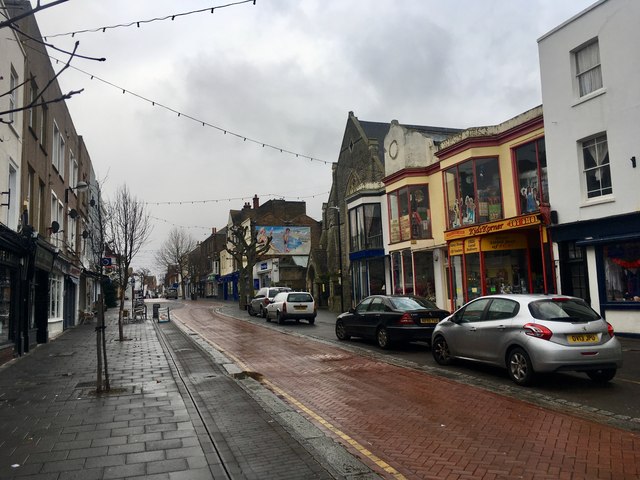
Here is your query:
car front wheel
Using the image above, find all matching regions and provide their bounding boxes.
[277,311,284,325]
[507,347,535,386]
[587,368,616,383]
[432,336,453,365]
[335,320,350,341]
[247,304,254,316]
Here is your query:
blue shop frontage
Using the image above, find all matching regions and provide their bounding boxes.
[219,271,239,301]
[551,211,640,335]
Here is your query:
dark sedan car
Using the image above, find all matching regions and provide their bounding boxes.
[335,295,450,349]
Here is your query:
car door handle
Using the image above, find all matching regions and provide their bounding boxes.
[497,325,506,330]
[469,327,477,332]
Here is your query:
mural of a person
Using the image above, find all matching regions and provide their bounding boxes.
[283,227,291,253]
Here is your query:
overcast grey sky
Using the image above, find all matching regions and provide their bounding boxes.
[30,0,594,278]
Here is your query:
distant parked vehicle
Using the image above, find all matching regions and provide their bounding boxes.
[431,294,623,386]
[265,291,316,325]
[248,286,291,318]
[335,295,450,349]
[165,288,178,300]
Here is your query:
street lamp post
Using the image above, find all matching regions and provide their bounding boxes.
[329,206,344,312]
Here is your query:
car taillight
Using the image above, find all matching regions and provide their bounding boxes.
[523,323,553,340]
[607,322,615,338]
[398,313,414,325]
[263,298,269,306]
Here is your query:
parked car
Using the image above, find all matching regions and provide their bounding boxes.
[335,295,450,349]
[431,294,623,386]
[265,291,316,324]
[248,286,291,318]
[165,288,178,300]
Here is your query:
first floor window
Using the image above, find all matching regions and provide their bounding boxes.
[575,40,603,97]
[582,134,611,199]
[604,241,640,302]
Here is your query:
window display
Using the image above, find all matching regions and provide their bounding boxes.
[446,158,502,228]
[604,241,640,301]
[515,138,548,213]
[388,185,431,242]
[0,267,11,344]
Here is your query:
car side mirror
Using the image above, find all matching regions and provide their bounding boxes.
[349,308,355,314]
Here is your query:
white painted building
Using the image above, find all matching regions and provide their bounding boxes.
[0,0,24,231]
[538,0,640,334]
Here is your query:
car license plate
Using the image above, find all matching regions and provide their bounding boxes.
[567,334,598,343]
[294,305,306,310]
[420,318,439,324]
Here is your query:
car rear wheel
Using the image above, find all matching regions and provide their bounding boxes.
[309,317,315,325]
[277,311,284,325]
[507,347,535,386]
[587,368,616,383]
[247,304,255,316]
[260,306,266,318]
[432,336,453,365]
[376,327,391,349]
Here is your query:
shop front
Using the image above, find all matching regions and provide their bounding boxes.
[446,213,554,310]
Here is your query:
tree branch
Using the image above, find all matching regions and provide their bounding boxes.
[0,0,69,30]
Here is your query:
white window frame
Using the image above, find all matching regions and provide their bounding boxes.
[581,133,612,200]
[69,150,78,190]
[67,209,77,252]
[52,121,65,177]
[574,40,603,98]
[9,67,18,124]
[50,193,63,247]
[49,273,64,320]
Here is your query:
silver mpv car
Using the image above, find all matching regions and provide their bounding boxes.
[431,294,623,386]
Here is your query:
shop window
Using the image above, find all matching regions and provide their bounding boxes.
[49,274,64,320]
[603,241,640,302]
[414,251,435,301]
[0,267,12,344]
[484,250,529,295]
[445,158,502,229]
[466,253,481,301]
[515,138,548,214]
[389,185,431,242]
[582,134,611,199]
[402,250,414,295]
[392,252,403,294]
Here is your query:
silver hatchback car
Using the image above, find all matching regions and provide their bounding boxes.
[431,294,622,386]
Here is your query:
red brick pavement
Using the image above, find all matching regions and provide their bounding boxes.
[174,304,640,480]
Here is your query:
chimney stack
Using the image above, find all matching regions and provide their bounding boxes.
[253,194,259,209]
[212,227,217,234]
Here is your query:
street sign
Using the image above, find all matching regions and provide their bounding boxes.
[101,257,112,266]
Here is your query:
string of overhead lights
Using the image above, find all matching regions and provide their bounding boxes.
[47,55,332,165]
[42,0,256,39]
[144,191,328,206]
[149,215,212,231]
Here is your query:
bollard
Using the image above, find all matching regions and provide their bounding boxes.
[153,303,160,320]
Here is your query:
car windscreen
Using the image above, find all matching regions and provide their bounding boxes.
[528,299,601,321]
[288,293,312,303]
[389,296,437,311]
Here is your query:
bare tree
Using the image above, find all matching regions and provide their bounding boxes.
[135,267,151,296]
[105,185,152,341]
[225,222,272,311]
[156,228,196,300]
